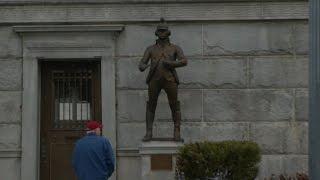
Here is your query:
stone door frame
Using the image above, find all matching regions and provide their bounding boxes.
[13,25,124,180]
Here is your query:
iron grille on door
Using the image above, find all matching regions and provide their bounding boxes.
[53,69,93,129]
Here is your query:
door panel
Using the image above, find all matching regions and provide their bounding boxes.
[40,61,101,180]
[50,143,75,180]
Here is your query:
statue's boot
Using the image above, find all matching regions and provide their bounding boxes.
[143,101,154,141]
[171,101,183,142]
[173,111,183,141]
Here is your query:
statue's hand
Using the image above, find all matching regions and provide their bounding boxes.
[163,60,173,69]
[139,63,149,72]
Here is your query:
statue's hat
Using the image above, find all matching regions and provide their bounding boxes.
[156,18,169,30]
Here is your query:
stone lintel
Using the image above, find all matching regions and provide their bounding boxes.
[13,25,124,33]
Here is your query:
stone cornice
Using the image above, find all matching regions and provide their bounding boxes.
[0,0,309,5]
[0,2,308,24]
[13,25,124,33]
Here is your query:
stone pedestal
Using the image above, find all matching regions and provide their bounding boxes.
[139,140,183,180]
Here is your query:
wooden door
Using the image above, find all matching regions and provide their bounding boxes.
[40,61,101,180]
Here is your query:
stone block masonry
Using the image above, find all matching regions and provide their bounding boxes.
[0,1,310,179]
[116,20,309,178]
[0,60,22,91]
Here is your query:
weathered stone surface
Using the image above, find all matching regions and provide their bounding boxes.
[24,32,113,50]
[117,90,147,123]
[181,122,203,143]
[250,122,308,154]
[117,89,202,122]
[118,122,250,148]
[257,155,308,179]
[117,24,202,56]
[169,24,202,56]
[257,155,284,179]
[204,90,294,122]
[117,157,141,180]
[295,89,308,121]
[118,123,145,148]
[0,60,22,90]
[152,119,169,135]
[250,57,308,88]
[0,91,21,123]
[142,166,175,180]
[118,121,307,154]
[201,122,250,141]
[117,58,148,89]
[0,27,21,59]
[177,58,247,88]
[117,25,155,57]
[286,122,308,154]
[149,122,224,142]
[0,124,21,149]
[117,57,247,89]
[293,22,308,54]
[118,122,202,148]
[283,155,308,175]
[153,90,202,121]
[0,2,307,23]
[0,158,20,180]
[203,22,296,55]
[250,122,288,154]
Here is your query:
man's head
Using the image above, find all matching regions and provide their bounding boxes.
[155,18,171,39]
[86,120,103,136]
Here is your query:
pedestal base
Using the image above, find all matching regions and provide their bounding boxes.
[139,141,183,180]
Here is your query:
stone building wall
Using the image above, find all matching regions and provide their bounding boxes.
[0,1,308,180]
[116,21,309,180]
[0,26,23,180]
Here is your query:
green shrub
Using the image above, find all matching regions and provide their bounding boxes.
[176,141,261,180]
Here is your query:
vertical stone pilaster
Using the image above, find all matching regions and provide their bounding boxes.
[309,0,320,179]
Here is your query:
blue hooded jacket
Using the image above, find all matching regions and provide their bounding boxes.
[72,133,115,180]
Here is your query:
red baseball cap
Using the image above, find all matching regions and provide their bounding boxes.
[86,120,103,130]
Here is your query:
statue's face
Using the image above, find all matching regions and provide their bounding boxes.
[156,29,170,39]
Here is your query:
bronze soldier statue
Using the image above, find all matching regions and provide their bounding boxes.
[139,19,188,141]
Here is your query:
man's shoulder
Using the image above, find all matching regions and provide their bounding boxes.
[74,137,85,148]
[76,135,104,142]
[102,136,112,143]
[95,136,111,143]
[90,135,108,141]
[75,136,109,146]
[75,136,89,143]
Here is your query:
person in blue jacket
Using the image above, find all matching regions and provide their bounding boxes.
[72,120,115,180]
